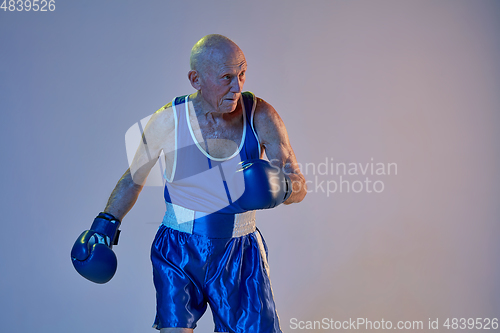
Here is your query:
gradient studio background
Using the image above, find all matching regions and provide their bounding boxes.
[1,1,499,332]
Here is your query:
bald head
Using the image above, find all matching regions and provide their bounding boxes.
[190,34,244,75]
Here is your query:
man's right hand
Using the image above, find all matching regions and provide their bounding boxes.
[71,212,121,284]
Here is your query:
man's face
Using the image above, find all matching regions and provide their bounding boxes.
[199,48,247,113]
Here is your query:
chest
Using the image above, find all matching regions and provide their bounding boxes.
[190,113,244,159]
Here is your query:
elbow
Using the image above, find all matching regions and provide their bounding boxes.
[123,168,146,192]
[283,177,307,205]
[293,186,308,204]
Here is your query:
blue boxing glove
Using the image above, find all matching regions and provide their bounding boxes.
[235,159,292,210]
[71,212,121,284]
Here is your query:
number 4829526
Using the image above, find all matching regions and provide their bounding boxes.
[1,0,55,11]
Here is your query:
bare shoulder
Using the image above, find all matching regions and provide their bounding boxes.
[148,101,175,133]
[254,97,281,124]
[253,97,288,145]
[139,101,176,154]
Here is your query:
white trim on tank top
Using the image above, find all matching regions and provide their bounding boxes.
[164,98,179,183]
[185,95,247,162]
[248,93,262,158]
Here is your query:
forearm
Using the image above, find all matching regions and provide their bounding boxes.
[104,169,144,221]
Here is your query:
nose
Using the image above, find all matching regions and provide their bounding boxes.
[230,75,243,93]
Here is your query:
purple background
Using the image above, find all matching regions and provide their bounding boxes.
[1,1,499,332]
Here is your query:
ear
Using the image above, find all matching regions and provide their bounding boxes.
[188,70,202,90]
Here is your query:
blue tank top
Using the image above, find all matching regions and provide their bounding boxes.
[164,91,261,215]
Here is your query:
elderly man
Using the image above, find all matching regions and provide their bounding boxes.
[71,34,307,333]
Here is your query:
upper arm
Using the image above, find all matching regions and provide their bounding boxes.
[129,103,174,185]
[253,98,301,176]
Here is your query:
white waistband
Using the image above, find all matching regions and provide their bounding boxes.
[162,202,256,238]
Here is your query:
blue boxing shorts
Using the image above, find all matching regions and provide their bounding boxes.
[151,208,282,333]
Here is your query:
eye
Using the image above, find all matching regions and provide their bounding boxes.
[223,74,231,80]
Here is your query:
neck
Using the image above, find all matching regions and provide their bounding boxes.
[190,91,211,117]
[190,91,241,121]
